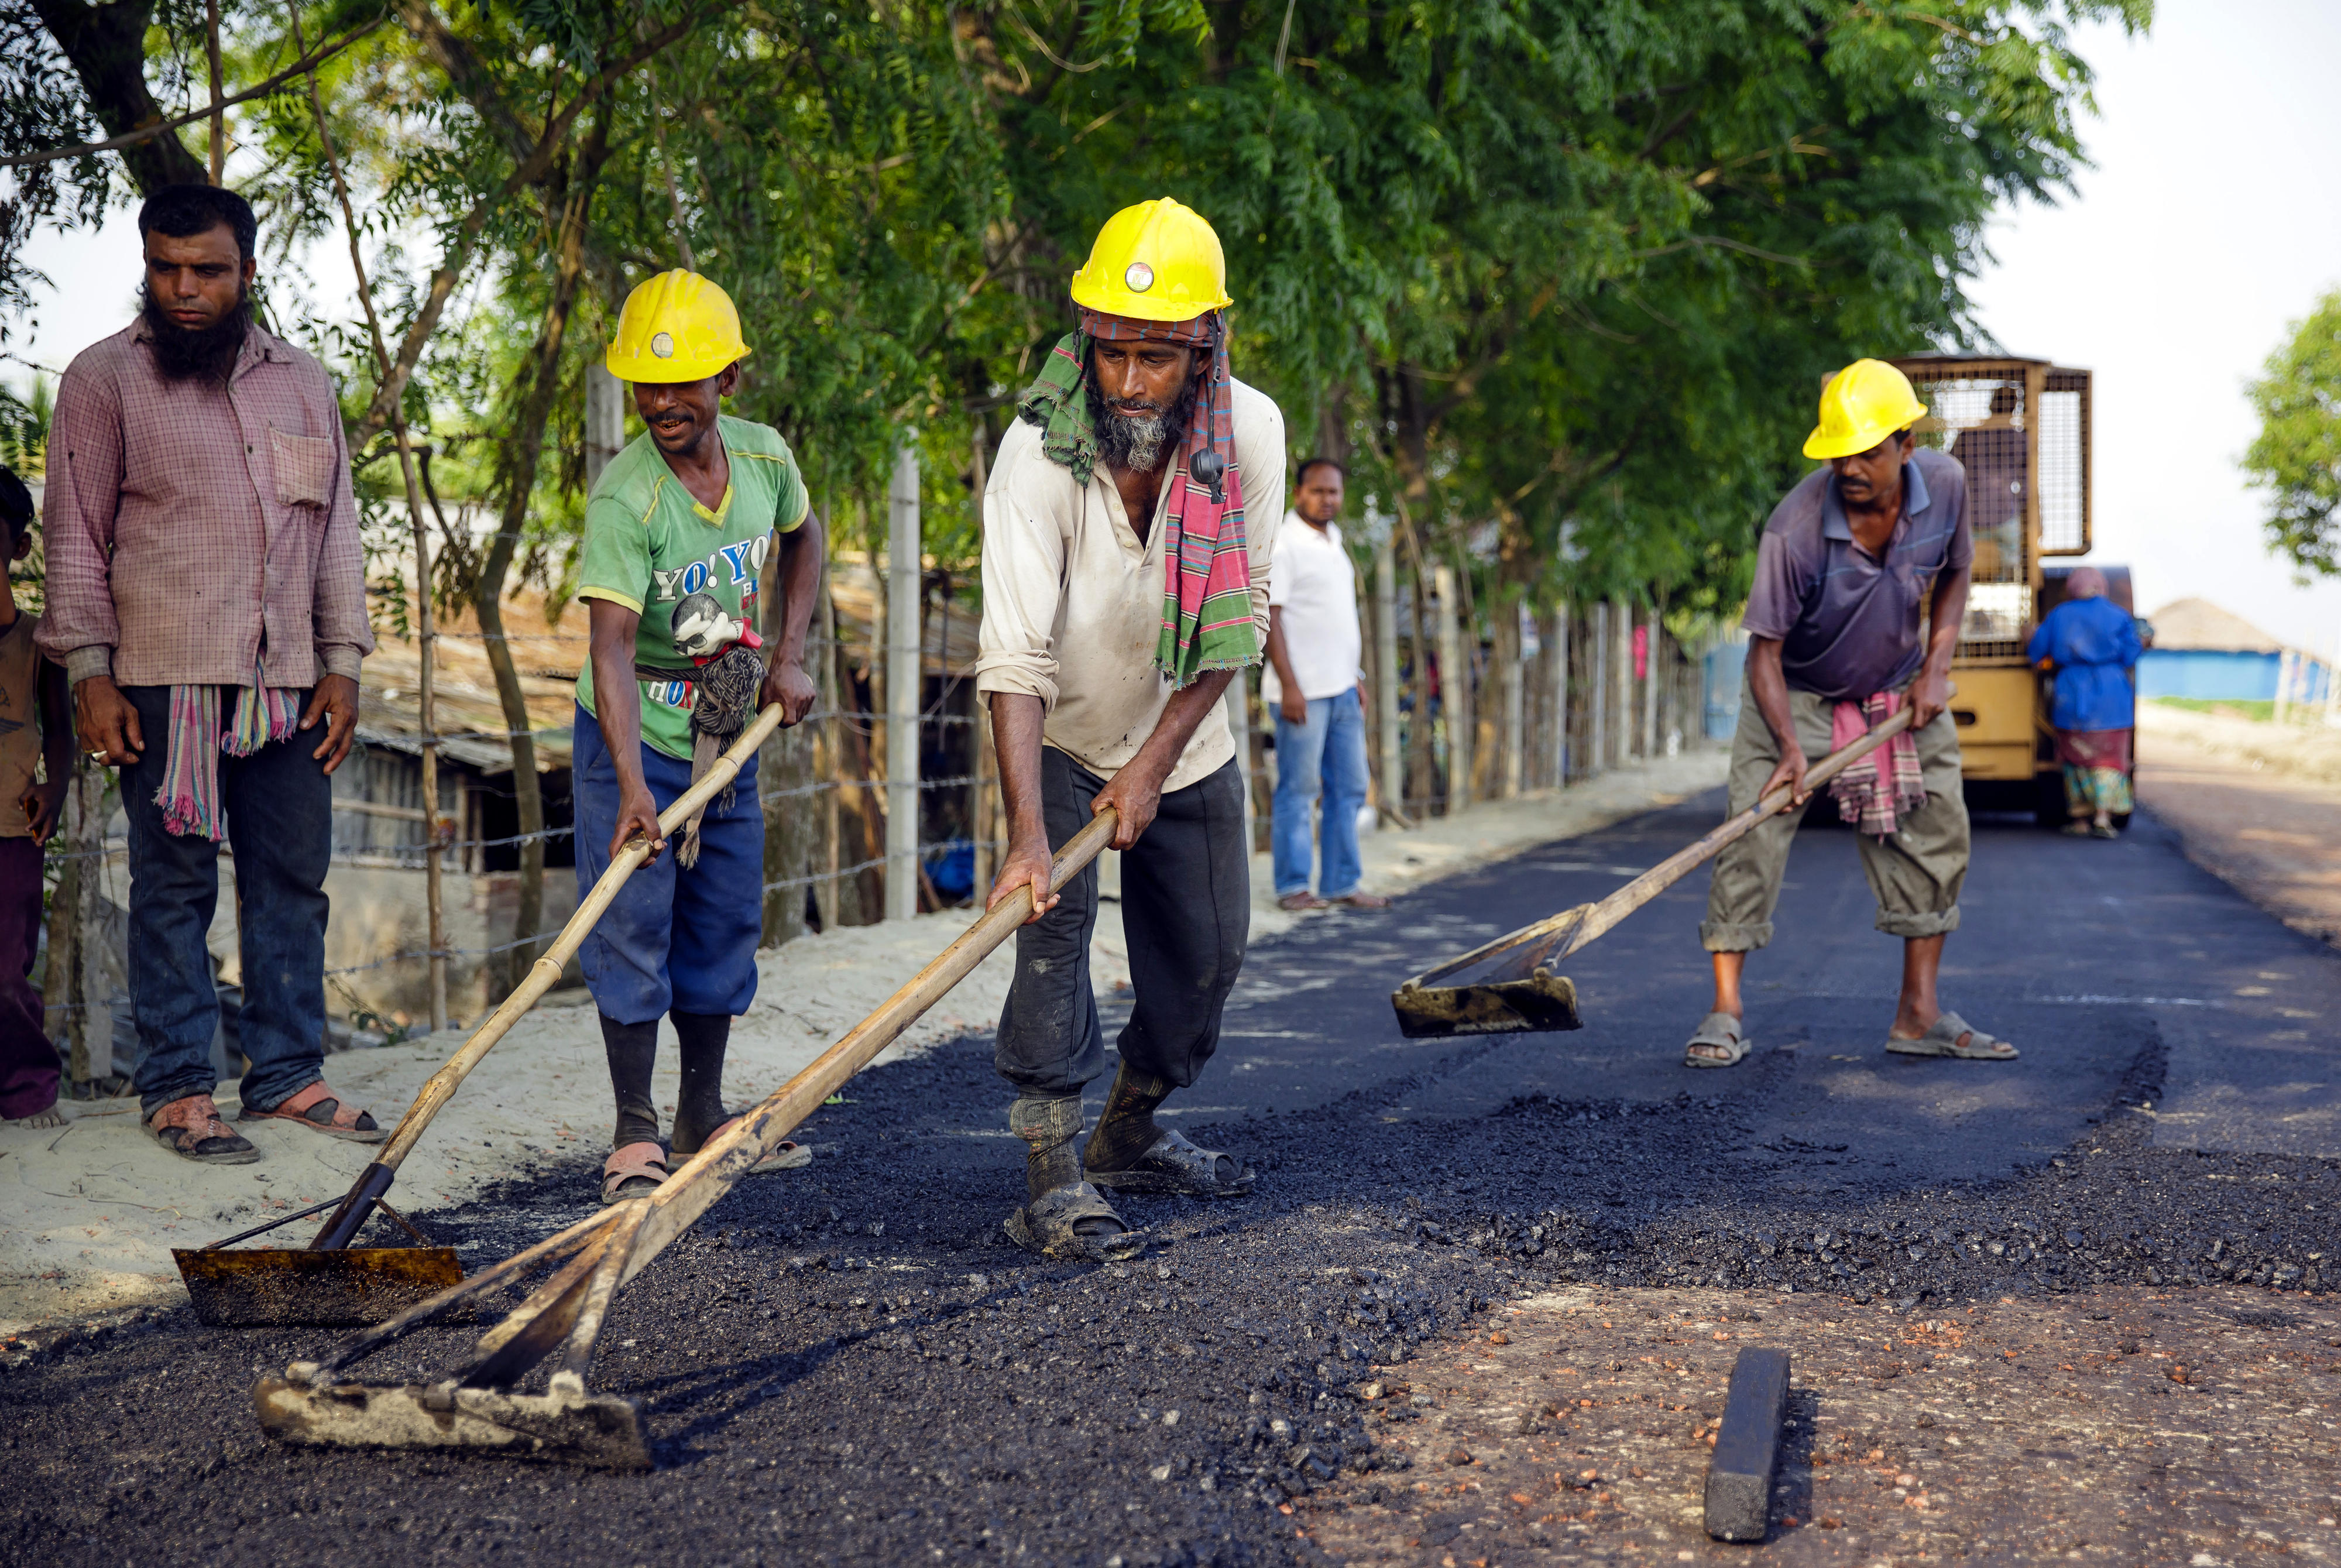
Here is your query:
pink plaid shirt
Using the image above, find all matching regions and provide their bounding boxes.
[37,321,374,689]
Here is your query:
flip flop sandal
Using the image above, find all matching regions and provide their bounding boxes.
[146,1099,260,1165]
[1086,1127,1254,1197]
[2060,821,2094,837]
[2089,823,2120,840]
[1003,1181,1144,1262]
[238,1080,386,1143]
[601,1141,671,1206]
[1684,1010,1750,1068]
[1276,891,1327,912]
[1886,1010,2019,1061]
[674,1114,811,1172]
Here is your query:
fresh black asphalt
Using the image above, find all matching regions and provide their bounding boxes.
[8,788,2338,1566]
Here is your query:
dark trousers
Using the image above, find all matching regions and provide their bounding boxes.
[120,684,331,1114]
[0,835,59,1117]
[994,749,1249,1098]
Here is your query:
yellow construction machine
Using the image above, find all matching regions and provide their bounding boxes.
[1891,354,2126,824]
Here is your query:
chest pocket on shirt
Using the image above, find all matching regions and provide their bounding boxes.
[268,426,336,509]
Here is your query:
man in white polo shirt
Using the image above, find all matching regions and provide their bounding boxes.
[1263,458,1389,912]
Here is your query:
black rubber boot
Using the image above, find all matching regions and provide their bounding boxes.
[1083,1061,1174,1172]
[600,1013,661,1151]
[669,1011,732,1156]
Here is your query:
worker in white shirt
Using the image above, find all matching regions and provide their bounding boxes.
[1262,458,1389,912]
[975,198,1283,1260]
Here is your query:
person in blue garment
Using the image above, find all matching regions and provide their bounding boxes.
[2026,567,2143,838]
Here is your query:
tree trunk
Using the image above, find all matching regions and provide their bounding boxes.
[477,121,609,984]
[761,547,824,945]
[1406,561,1435,814]
[815,578,842,931]
[29,0,210,193]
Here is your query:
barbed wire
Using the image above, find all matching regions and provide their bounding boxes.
[44,770,994,865]
[319,834,1010,977]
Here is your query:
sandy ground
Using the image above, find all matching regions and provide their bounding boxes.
[0,746,1727,1332]
[2139,703,2341,948]
[1303,1285,2341,1564]
[2141,700,2341,788]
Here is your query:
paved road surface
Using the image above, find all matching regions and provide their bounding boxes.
[7,788,2337,1566]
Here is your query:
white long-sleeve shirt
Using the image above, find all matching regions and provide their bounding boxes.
[975,376,1286,794]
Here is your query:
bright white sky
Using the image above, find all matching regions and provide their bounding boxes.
[1968,0,2341,654]
[9,0,2340,653]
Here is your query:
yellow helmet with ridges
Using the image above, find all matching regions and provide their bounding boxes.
[1068,198,1233,322]
[606,269,750,385]
[1803,358,1928,459]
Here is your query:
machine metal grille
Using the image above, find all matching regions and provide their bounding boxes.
[2038,366,2092,556]
[1903,365,2033,660]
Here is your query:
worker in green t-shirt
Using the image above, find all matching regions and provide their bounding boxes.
[574,269,825,1206]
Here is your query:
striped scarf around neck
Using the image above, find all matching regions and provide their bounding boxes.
[1014,306,1259,687]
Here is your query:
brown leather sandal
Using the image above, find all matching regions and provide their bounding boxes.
[147,1094,260,1165]
[602,1141,670,1206]
[236,1080,386,1143]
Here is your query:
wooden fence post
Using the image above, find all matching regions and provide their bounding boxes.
[1434,564,1468,814]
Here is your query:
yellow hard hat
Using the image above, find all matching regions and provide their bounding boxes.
[606,269,750,385]
[1068,198,1234,322]
[1803,358,1928,459]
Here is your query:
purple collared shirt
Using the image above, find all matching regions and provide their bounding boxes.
[1741,446,1970,704]
[37,320,374,689]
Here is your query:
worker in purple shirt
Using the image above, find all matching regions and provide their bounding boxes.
[40,184,377,1163]
[1687,359,2017,1070]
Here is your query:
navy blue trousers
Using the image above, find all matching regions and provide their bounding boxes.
[572,705,763,1024]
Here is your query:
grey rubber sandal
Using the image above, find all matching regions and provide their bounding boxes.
[675,1114,812,1172]
[1004,1182,1144,1261]
[1684,1010,1749,1068]
[1886,1010,2019,1061]
[1086,1128,1254,1197]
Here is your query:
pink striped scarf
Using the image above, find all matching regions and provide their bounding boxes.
[155,684,303,839]
[1828,690,1928,837]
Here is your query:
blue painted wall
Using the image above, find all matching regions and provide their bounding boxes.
[2136,648,2280,701]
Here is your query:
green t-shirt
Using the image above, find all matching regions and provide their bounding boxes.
[575,416,810,761]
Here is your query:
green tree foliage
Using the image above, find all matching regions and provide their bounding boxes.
[2243,288,2341,579]
[15,0,2150,615]
[958,0,2150,618]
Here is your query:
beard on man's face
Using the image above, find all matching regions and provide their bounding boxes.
[140,280,253,383]
[1089,358,1199,474]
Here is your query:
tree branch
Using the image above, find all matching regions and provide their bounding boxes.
[353,1,730,444]
[8,8,385,173]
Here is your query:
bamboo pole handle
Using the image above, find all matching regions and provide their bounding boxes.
[374,702,788,1171]
[1547,699,1919,962]
[1410,695,1932,988]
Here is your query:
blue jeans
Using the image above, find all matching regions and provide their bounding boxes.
[1271,686,1369,898]
[572,704,763,1024]
[120,684,332,1116]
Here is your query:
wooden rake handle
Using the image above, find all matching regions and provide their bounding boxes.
[313,805,1121,1384]
[308,703,791,1253]
[1410,696,1930,989]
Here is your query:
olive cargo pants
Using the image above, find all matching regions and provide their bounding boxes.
[1700,688,1968,953]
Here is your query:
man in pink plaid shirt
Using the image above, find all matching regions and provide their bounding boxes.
[39,185,377,1164]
